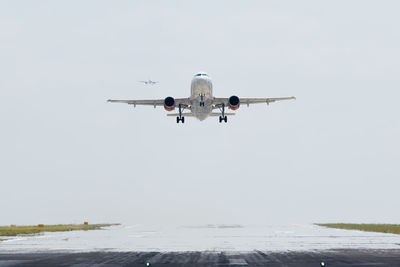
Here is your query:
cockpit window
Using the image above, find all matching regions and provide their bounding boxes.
[195,73,208,77]
[195,73,202,76]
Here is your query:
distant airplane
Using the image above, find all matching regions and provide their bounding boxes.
[109,72,295,123]
[138,79,158,85]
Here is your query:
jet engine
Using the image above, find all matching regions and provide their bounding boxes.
[228,95,240,110]
[164,96,176,111]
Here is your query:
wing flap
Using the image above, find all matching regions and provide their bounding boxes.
[240,97,296,106]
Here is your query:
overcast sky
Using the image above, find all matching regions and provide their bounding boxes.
[1,1,399,226]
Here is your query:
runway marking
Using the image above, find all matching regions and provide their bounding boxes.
[228,258,248,265]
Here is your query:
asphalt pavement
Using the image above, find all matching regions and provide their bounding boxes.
[1,249,400,267]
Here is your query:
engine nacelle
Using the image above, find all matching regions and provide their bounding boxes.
[228,95,240,110]
[164,96,176,111]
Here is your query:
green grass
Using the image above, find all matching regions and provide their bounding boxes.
[316,223,400,235]
[0,223,119,238]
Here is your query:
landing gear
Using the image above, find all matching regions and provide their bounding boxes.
[218,103,228,123]
[200,94,205,106]
[219,116,227,123]
[176,104,185,123]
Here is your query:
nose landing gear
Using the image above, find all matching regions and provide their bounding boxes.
[200,94,205,107]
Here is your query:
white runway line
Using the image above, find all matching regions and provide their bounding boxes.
[228,258,248,265]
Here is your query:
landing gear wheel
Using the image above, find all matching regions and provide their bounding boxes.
[176,103,186,123]
[218,103,228,123]
[219,116,227,123]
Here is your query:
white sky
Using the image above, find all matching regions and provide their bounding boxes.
[0,1,399,226]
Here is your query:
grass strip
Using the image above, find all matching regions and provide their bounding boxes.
[316,223,400,235]
[0,223,119,237]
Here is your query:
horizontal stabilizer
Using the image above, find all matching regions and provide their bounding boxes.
[167,112,235,117]
[167,113,195,117]
[209,112,235,116]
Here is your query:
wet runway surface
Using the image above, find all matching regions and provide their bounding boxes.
[2,225,400,266]
[1,249,400,266]
[2,224,400,252]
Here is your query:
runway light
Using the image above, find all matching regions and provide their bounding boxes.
[320,261,325,266]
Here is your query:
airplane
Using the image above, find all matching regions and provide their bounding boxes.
[139,79,158,85]
[109,72,295,123]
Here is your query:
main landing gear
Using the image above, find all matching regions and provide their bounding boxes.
[218,103,228,123]
[177,116,185,123]
[176,104,185,123]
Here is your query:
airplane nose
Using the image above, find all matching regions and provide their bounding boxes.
[197,79,211,87]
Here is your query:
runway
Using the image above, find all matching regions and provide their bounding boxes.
[1,224,400,266]
[1,249,400,266]
[2,224,400,252]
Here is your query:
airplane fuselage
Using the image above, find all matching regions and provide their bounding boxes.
[190,73,214,121]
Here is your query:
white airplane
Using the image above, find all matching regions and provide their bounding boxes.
[139,79,158,85]
[109,72,295,123]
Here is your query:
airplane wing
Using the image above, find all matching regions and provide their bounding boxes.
[212,96,295,108]
[107,98,191,108]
